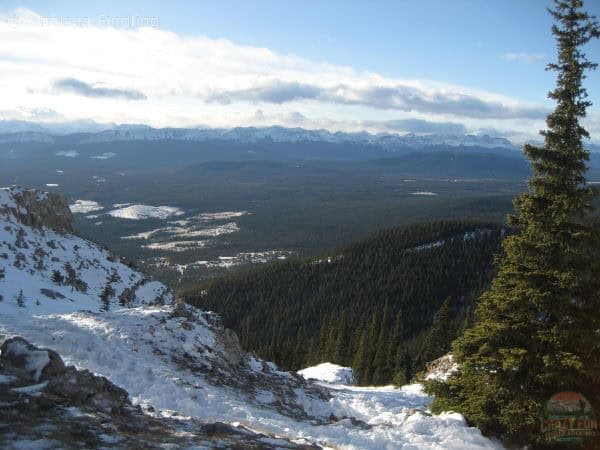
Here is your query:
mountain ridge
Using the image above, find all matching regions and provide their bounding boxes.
[0,121,516,150]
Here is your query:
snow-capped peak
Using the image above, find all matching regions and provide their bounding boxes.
[0,121,517,150]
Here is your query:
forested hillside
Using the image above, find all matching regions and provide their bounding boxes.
[181,221,505,385]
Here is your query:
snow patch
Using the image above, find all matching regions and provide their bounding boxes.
[55,150,79,158]
[10,381,48,395]
[177,251,292,271]
[69,200,103,214]
[108,204,184,220]
[144,240,210,252]
[196,211,248,221]
[298,363,356,385]
[90,152,117,160]
[0,374,16,384]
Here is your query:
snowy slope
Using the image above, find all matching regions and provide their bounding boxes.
[0,186,504,449]
[0,188,171,313]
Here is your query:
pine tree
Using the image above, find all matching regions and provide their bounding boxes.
[372,300,392,384]
[16,289,25,307]
[100,284,114,312]
[351,323,369,382]
[418,297,456,367]
[427,1,600,446]
[332,310,350,364]
[51,270,63,284]
[392,345,410,386]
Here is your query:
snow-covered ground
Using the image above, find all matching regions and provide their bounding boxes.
[143,240,210,252]
[0,305,504,448]
[90,152,117,160]
[55,150,79,157]
[0,186,503,449]
[196,211,248,221]
[69,199,104,214]
[178,251,292,270]
[108,204,184,220]
[298,363,356,385]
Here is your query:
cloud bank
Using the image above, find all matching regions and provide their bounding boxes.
[0,8,561,140]
[206,80,547,119]
[54,78,146,100]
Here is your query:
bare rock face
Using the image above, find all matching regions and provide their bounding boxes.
[0,337,320,449]
[1,336,65,382]
[221,328,245,365]
[0,186,74,233]
[1,336,127,413]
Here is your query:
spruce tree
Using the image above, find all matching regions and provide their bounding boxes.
[418,297,456,367]
[16,289,25,308]
[100,284,114,312]
[52,270,64,285]
[372,300,392,384]
[392,345,410,386]
[427,1,600,446]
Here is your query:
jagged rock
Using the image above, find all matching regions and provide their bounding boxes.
[0,336,130,417]
[1,336,65,382]
[220,327,245,366]
[424,354,457,381]
[48,366,129,413]
[0,186,74,233]
[39,288,65,299]
[0,337,320,449]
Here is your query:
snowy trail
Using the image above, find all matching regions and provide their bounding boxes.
[0,309,502,449]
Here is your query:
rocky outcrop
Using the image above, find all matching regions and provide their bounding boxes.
[1,336,128,413]
[0,186,175,311]
[0,186,73,233]
[424,354,457,381]
[0,337,320,449]
[168,302,331,421]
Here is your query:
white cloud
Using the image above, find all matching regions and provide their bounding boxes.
[205,80,548,119]
[0,8,553,139]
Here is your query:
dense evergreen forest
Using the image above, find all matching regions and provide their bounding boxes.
[180,220,505,385]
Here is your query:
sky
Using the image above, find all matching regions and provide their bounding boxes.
[1,0,599,142]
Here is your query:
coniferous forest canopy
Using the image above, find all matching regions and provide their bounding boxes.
[181,221,505,385]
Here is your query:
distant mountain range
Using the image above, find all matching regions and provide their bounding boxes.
[0,120,600,157]
[0,120,517,150]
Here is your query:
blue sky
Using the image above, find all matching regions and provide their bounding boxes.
[1,0,599,141]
